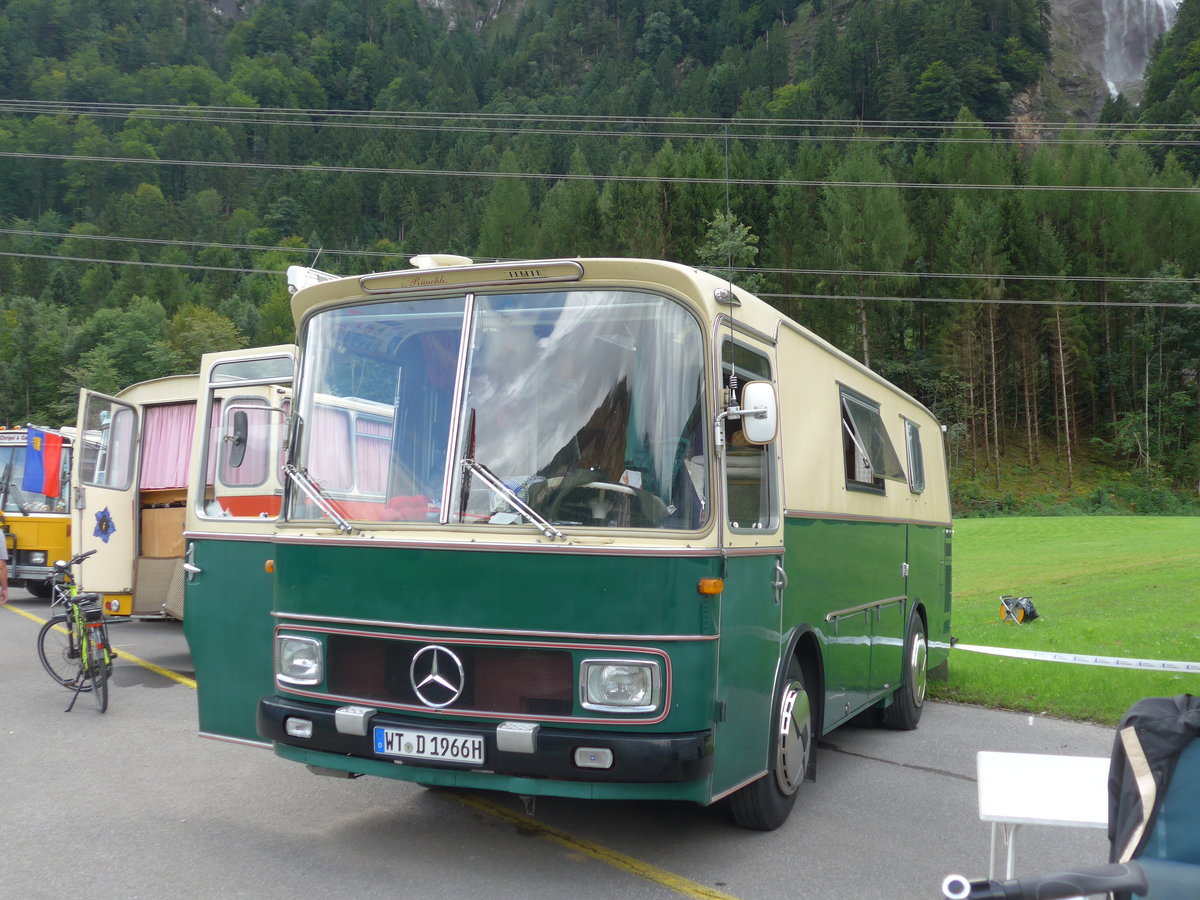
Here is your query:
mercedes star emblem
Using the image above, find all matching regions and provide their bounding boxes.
[410,645,466,708]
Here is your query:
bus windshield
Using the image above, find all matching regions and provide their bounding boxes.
[290,289,708,531]
[0,444,70,514]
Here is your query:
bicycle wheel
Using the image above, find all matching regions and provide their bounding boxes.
[86,630,109,713]
[97,623,114,676]
[37,615,88,690]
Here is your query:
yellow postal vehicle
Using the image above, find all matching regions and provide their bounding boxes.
[183,257,952,829]
[0,426,73,597]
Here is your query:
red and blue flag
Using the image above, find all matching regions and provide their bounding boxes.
[21,428,64,498]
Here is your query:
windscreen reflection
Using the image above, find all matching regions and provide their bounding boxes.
[291,290,707,530]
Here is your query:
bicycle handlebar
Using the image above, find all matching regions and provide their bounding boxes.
[942,862,1147,900]
[52,549,97,571]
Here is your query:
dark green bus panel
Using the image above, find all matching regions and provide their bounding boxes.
[182,537,278,743]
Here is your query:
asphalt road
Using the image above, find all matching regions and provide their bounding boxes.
[1,586,1115,899]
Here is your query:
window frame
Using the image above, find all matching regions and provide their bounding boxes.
[721,338,779,534]
[839,386,906,495]
[903,417,925,494]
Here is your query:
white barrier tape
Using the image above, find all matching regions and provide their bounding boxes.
[953,643,1200,674]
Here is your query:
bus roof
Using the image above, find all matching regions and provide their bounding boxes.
[287,256,937,422]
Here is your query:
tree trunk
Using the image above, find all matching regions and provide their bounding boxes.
[988,305,1002,490]
[1054,306,1074,489]
[859,298,870,368]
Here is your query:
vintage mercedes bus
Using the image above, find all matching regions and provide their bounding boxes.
[183,256,952,830]
[0,426,73,597]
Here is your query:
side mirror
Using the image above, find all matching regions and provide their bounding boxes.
[227,410,248,468]
[739,381,778,445]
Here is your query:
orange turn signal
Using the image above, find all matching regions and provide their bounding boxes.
[264,559,275,574]
[697,577,724,595]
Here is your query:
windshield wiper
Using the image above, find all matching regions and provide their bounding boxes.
[0,460,29,516]
[282,464,356,534]
[461,458,566,542]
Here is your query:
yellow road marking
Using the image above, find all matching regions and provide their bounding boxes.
[6,604,198,689]
[453,793,740,900]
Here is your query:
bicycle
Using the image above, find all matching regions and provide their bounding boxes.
[35,549,115,712]
[941,858,1199,898]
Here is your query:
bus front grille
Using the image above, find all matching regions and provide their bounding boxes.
[325,633,574,717]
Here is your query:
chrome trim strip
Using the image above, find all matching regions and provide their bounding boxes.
[183,531,275,543]
[441,291,475,524]
[197,732,272,749]
[359,260,585,295]
[184,530,782,558]
[189,531,724,556]
[270,610,719,642]
[825,595,907,623]
[784,509,952,528]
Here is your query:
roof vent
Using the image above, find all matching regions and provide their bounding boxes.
[409,254,474,270]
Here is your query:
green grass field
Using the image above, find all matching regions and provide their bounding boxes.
[929,517,1200,725]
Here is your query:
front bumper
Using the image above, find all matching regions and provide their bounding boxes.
[258,695,714,784]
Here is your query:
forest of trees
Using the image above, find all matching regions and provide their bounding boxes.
[0,0,1198,513]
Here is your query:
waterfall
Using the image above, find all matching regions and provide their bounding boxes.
[1101,0,1182,94]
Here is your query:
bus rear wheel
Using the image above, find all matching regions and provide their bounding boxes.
[729,657,813,831]
[883,616,927,731]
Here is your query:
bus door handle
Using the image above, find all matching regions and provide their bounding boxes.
[183,543,202,582]
[772,562,787,604]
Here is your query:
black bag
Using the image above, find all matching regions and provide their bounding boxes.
[1000,594,1038,623]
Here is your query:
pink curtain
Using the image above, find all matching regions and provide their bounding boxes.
[309,406,352,490]
[356,418,390,493]
[140,403,196,490]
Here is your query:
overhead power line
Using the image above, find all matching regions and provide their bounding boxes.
[3,251,1196,309]
[3,100,1200,141]
[0,228,405,260]
[4,149,1200,194]
[5,227,1200,286]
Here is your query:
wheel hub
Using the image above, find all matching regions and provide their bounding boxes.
[774,679,812,795]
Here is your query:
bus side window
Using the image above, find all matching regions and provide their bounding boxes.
[220,399,271,487]
[840,388,906,493]
[722,342,776,531]
[904,418,925,494]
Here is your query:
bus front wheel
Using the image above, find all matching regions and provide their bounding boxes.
[25,579,52,599]
[729,657,813,831]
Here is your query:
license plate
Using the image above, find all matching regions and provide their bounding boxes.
[373,727,485,766]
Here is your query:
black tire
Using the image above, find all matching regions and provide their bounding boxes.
[37,614,88,690]
[882,616,927,731]
[98,624,114,676]
[729,656,815,831]
[87,630,109,713]
[25,579,53,599]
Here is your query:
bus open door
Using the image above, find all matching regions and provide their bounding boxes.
[74,375,205,617]
[72,391,142,608]
[181,346,294,744]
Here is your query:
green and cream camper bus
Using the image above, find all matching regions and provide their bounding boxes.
[73,347,294,618]
[183,256,951,830]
